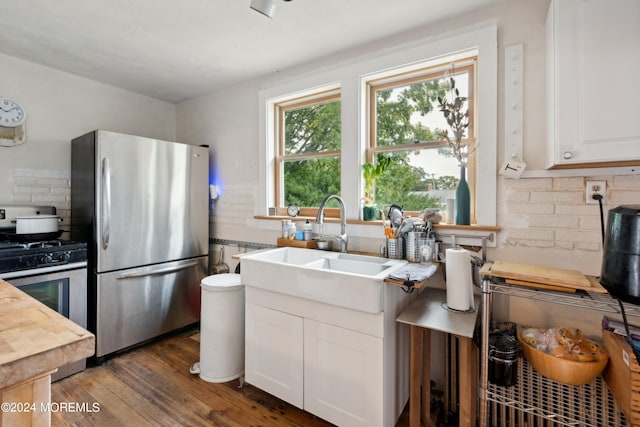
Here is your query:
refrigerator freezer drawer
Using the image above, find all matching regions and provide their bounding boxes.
[95,256,207,357]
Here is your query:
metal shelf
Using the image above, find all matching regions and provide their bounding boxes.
[486,358,626,427]
[487,281,640,317]
[480,279,637,427]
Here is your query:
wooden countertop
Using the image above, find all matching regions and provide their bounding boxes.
[0,279,95,390]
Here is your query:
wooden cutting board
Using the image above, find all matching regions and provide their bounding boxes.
[480,260,607,293]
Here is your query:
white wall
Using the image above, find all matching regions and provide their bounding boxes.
[176,1,542,251]
[177,0,640,337]
[0,52,176,224]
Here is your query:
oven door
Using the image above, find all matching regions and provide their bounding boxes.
[4,265,88,381]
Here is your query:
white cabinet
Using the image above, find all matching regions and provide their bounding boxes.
[245,303,304,408]
[244,285,413,427]
[304,319,383,427]
[546,0,640,168]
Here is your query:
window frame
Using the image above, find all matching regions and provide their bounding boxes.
[365,59,478,221]
[257,25,497,234]
[272,88,342,217]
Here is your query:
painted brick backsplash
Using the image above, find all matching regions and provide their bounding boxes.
[501,174,640,252]
[10,168,71,221]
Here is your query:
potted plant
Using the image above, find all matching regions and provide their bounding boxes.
[362,154,391,221]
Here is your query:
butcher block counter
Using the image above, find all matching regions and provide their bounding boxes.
[0,279,94,427]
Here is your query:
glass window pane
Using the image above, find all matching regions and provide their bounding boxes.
[284,100,341,155]
[375,148,459,212]
[375,72,469,147]
[284,157,341,207]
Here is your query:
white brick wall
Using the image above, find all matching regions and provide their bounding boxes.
[10,168,71,222]
[500,174,640,252]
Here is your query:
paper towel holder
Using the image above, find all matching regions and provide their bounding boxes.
[441,301,475,313]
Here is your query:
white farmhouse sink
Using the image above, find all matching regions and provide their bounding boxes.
[240,247,406,313]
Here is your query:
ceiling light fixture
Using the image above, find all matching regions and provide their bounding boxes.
[250,0,275,18]
[250,0,292,19]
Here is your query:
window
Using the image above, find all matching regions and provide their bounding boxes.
[366,58,477,219]
[273,89,341,214]
[258,25,497,229]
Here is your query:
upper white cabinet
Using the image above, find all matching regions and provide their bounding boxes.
[546,0,640,168]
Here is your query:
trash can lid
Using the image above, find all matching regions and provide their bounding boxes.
[201,273,243,291]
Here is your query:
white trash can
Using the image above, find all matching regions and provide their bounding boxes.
[197,273,244,383]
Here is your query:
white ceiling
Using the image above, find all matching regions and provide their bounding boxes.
[1,0,507,104]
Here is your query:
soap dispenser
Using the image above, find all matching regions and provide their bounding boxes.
[303,219,312,241]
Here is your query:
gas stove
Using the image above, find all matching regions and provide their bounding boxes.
[0,239,87,276]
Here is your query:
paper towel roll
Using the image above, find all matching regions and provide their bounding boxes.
[446,198,455,224]
[445,248,475,311]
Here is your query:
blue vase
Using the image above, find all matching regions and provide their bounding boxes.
[456,167,471,225]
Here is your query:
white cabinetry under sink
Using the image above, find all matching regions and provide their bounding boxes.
[241,248,414,427]
[304,318,384,426]
[246,301,385,426]
[245,304,304,408]
[546,0,640,168]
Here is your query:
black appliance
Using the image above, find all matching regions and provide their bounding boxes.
[0,240,88,274]
[600,205,640,305]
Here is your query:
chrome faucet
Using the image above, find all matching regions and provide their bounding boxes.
[315,194,348,253]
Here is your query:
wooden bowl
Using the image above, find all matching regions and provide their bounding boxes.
[517,333,608,386]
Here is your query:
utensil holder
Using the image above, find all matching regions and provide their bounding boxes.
[405,231,428,262]
[386,237,404,259]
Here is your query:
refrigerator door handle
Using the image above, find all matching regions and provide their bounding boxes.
[101,157,111,250]
[115,260,200,280]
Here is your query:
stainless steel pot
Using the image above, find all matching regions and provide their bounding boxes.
[13,215,62,234]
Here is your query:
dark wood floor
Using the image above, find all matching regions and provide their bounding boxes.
[51,328,414,426]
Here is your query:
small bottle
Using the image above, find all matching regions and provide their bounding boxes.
[303,220,312,241]
[282,220,291,238]
[288,223,297,240]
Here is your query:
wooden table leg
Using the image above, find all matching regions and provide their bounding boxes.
[421,329,431,424]
[409,325,422,427]
[457,336,477,427]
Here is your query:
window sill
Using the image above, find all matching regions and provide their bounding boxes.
[253,215,499,247]
[253,215,500,232]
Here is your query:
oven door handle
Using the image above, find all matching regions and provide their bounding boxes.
[101,157,111,250]
[115,260,200,280]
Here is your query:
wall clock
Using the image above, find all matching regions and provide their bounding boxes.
[0,97,27,147]
[287,203,300,217]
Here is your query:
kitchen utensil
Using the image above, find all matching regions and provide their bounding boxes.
[405,231,427,263]
[386,237,404,259]
[387,205,403,228]
[13,215,62,234]
[397,217,416,238]
[420,238,435,265]
[317,240,332,251]
[384,227,395,238]
[0,230,63,242]
[481,260,601,292]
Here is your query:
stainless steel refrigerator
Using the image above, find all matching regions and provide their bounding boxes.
[71,130,209,359]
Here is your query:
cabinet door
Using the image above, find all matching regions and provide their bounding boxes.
[547,0,640,168]
[304,319,383,427]
[245,304,304,408]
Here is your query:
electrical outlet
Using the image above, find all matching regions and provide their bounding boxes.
[586,180,606,204]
